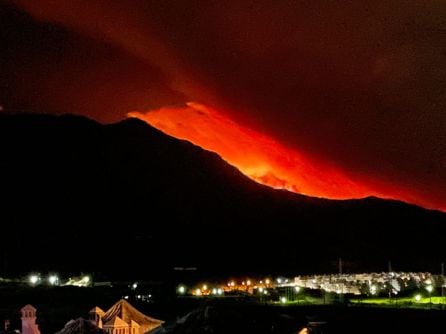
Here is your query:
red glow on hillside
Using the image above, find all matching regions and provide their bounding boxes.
[130,103,377,199]
[130,103,443,211]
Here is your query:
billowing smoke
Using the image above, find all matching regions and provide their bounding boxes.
[5,0,446,210]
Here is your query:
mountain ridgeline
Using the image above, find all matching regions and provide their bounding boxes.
[0,113,445,279]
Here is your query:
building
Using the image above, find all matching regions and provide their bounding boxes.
[20,305,40,334]
[55,318,106,334]
[0,320,17,334]
[90,300,163,334]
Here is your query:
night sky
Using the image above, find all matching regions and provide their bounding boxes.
[1,1,445,211]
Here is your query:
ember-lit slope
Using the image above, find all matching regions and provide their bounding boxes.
[130,103,371,199]
[131,103,442,211]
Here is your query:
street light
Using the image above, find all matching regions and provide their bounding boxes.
[295,286,301,304]
[178,285,186,295]
[29,275,39,285]
[426,285,433,306]
[48,275,58,286]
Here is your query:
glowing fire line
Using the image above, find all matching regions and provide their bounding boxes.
[129,102,374,199]
[129,102,444,212]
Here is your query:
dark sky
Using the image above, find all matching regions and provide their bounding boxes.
[1,1,445,210]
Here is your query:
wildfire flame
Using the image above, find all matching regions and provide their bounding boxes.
[129,102,446,211]
[129,102,376,199]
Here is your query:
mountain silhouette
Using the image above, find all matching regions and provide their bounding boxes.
[0,113,444,279]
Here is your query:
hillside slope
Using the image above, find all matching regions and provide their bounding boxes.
[0,114,444,278]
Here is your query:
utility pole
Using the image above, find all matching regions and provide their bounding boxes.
[338,258,344,303]
[388,260,392,303]
[442,262,445,307]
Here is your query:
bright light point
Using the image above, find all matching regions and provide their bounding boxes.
[202,284,207,290]
[247,280,251,285]
[178,286,186,294]
[132,282,138,289]
[415,294,422,302]
[195,289,202,296]
[217,288,223,295]
[48,275,58,285]
[426,285,433,293]
[260,281,263,284]
[124,295,129,300]
[277,278,282,284]
[295,286,301,292]
[259,287,264,293]
[264,290,268,295]
[83,276,90,283]
[280,297,287,303]
[265,279,270,285]
[29,275,39,285]
[212,288,217,295]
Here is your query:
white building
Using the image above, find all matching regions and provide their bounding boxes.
[21,305,40,334]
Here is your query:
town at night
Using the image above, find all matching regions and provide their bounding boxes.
[0,0,445,333]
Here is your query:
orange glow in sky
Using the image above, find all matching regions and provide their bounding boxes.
[130,102,379,199]
[129,103,445,211]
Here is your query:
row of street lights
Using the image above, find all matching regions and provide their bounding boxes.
[29,274,59,286]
